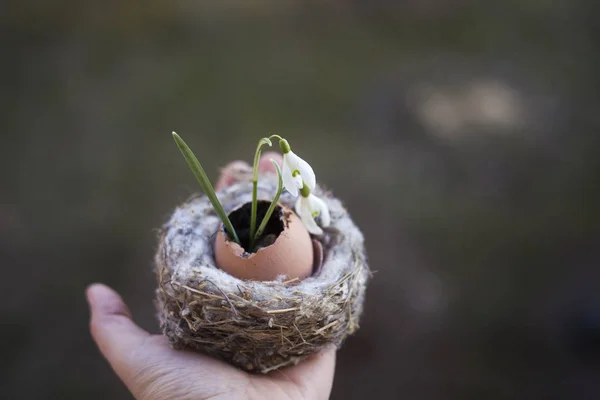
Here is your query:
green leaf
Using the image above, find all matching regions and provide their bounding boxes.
[172,132,240,245]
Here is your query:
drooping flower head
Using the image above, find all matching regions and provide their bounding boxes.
[279,139,316,197]
[295,182,330,235]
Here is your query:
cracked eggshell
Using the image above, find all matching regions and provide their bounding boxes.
[214,206,313,282]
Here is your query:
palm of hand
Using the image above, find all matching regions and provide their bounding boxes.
[125,334,333,400]
[88,284,334,400]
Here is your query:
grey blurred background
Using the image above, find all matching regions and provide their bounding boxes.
[1,1,599,399]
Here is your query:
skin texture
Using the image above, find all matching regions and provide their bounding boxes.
[87,152,336,400]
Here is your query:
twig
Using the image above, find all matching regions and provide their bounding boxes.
[314,320,338,334]
[266,307,299,314]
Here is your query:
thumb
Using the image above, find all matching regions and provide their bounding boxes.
[87,283,150,389]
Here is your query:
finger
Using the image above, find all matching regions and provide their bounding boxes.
[215,161,252,191]
[273,347,337,400]
[259,151,282,174]
[87,284,150,388]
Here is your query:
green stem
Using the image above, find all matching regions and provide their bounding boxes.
[252,159,284,250]
[249,137,273,247]
[172,132,241,245]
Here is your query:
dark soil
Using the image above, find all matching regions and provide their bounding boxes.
[227,201,284,252]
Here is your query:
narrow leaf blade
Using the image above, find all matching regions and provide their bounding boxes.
[172,132,240,245]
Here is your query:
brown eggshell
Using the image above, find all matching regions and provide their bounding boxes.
[214,207,314,282]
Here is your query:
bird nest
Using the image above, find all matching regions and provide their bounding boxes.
[155,173,369,373]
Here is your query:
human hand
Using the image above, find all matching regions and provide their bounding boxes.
[87,152,336,400]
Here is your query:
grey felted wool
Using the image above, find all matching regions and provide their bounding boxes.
[155,171,369,373]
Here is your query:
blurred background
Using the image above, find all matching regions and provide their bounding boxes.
[1,1,599,399]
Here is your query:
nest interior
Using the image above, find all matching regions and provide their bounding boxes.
[155,173,369,373]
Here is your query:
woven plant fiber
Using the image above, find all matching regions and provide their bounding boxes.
[155,172,369,373]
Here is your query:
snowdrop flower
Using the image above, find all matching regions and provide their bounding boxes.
[279,139,316,197]
[295,183,330,235]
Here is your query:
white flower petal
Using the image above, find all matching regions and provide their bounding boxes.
[295,195,328,235]
[295,196,303,216]
[301,196,312,218]
[282,155,299,197]
[296,157,316,190]
[311,195,330,227]
[300,211,323,235]
[293,173,303,188]
[285,151,316,190]
[285,151,301,170]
